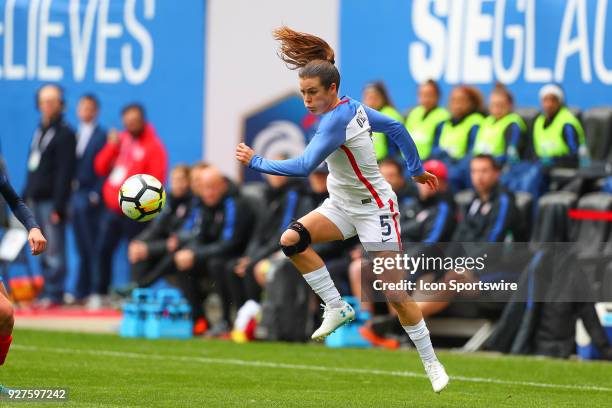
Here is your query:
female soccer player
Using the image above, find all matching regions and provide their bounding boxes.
[236,27,448,393]
[0,166,47,366]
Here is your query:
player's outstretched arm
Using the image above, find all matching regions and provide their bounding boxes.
[235,142,316,177]
[0,174,47,255]
[235,123,343,177]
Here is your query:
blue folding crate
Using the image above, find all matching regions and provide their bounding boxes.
[160,303,193,339]
[325,296,372,348]
[119,302,143,338]
[132,288,154,303]
[143,303,165,339]
[119,289,155,338]
[120,287,193,339]
[156,288,182,304]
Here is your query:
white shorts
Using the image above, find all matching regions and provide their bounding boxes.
[314,196,402,252]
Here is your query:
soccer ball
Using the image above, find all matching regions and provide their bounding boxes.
[118,174,166,222]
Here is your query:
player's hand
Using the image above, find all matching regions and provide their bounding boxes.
[28,228,47,256]
[174,249,195,271]
[107,128,119,145]
[412,171,439,192]
[166,235,178,252]
[235,143,254,166]
[233,256,251,277]
[128,240,148,263]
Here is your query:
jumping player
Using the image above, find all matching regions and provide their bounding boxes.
[236,27,449,392]
[0,166,47,367]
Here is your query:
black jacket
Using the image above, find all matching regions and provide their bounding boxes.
[74,124,106,193]
[185,193,254,263]
[400,192,456,243]
[453,185,519,242]
[395,181,418,203]
[245,181,313,267]
[23,115,76,218]
[308,189,357,260]
[135,193,193,257]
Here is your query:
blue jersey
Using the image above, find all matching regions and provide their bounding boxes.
[249,97,423,208]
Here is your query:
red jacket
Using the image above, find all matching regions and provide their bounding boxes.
[95,123,168,213]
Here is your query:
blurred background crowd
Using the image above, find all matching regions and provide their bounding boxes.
[2,78,611,358]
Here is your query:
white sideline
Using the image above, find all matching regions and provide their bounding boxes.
[12,344,612,393]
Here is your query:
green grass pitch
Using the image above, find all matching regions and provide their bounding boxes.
[1,329,611,407]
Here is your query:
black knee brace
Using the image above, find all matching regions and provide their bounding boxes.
[280,221,312,257]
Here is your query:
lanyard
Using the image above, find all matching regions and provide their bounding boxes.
[28,126,56,172]
[31,126,56,154]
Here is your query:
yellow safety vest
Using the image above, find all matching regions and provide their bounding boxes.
[405,106,450,159]
[438,113,484,160]
[533,107,586,158]
[372,105,404,160]
[473,113,526,156]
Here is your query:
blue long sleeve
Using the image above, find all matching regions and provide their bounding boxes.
[507,122,521,149]
[363,106,424,177]
[433,122,444,147]
[487,193,510,242]
[424,201,450,243]
[562,124,578,154]
[248,99,424,178]
[249,112,346,177]
[466,125,480,154]
[0,171,39,231]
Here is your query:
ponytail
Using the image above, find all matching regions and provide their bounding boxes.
[273,26,340,90]
[273,26,335,68]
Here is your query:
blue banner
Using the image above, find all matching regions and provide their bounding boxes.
[340,0,612,113]
[0,0,205,191]
[243,93,319,182]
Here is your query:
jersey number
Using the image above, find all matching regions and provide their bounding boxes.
[380,215,392,237]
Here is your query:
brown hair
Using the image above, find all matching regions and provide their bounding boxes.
[191,162,209,172]
[454,85,484,114]
[472,154,501,171]
[422,79,441,97]
[364,81,395,109]
[491,82,514,106]
[171,163,191,179]
[273,26,340,90]
[379,158,403,174]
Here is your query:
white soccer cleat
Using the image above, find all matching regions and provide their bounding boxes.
[311,301,355,341]
[424,360,449,393]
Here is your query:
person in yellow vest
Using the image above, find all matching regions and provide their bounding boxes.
[404,80,450,160]
[362,81,404,160]
[431,86,484,191]
[431,85,484,162]
[533,84,587,168]
[472,83,526,164]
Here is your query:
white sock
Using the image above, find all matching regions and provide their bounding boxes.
[403,319,438,364]
[234,300,261,331]
[303,266,344,308]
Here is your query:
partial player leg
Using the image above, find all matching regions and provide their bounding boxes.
[370,249,449,393]
[279,210,355,340]
[0,282,14,366]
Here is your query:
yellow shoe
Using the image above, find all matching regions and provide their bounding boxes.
[231,330,248,344]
